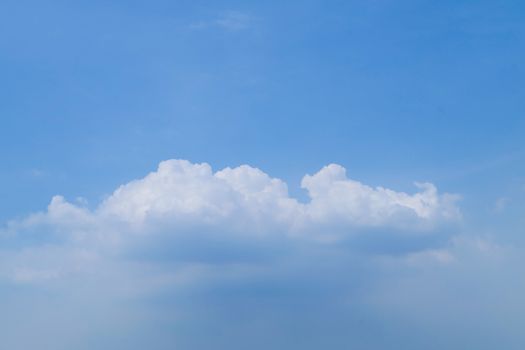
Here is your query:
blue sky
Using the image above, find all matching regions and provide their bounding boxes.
[1,1,525,349]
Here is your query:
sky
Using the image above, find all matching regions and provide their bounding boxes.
[1,0,525,349]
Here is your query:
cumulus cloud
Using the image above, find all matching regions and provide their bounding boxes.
[43,159,459,237]
[3,160,523,350]
[301,164,460,230]
[0,159,460,285]
[98,160,299,232]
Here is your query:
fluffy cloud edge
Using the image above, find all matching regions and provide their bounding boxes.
[0,159,465,287]
[5,159,461,240]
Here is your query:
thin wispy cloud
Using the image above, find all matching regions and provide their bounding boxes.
[494,197,509,213]
[190,11,256,31]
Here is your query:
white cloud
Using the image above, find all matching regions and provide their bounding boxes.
[8,159,460,240]
[301,164,460,229]
[6,160,523,350]
[0,159,461,287]
[96,160,300,235]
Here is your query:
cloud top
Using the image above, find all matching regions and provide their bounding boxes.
[42,159,461,239]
